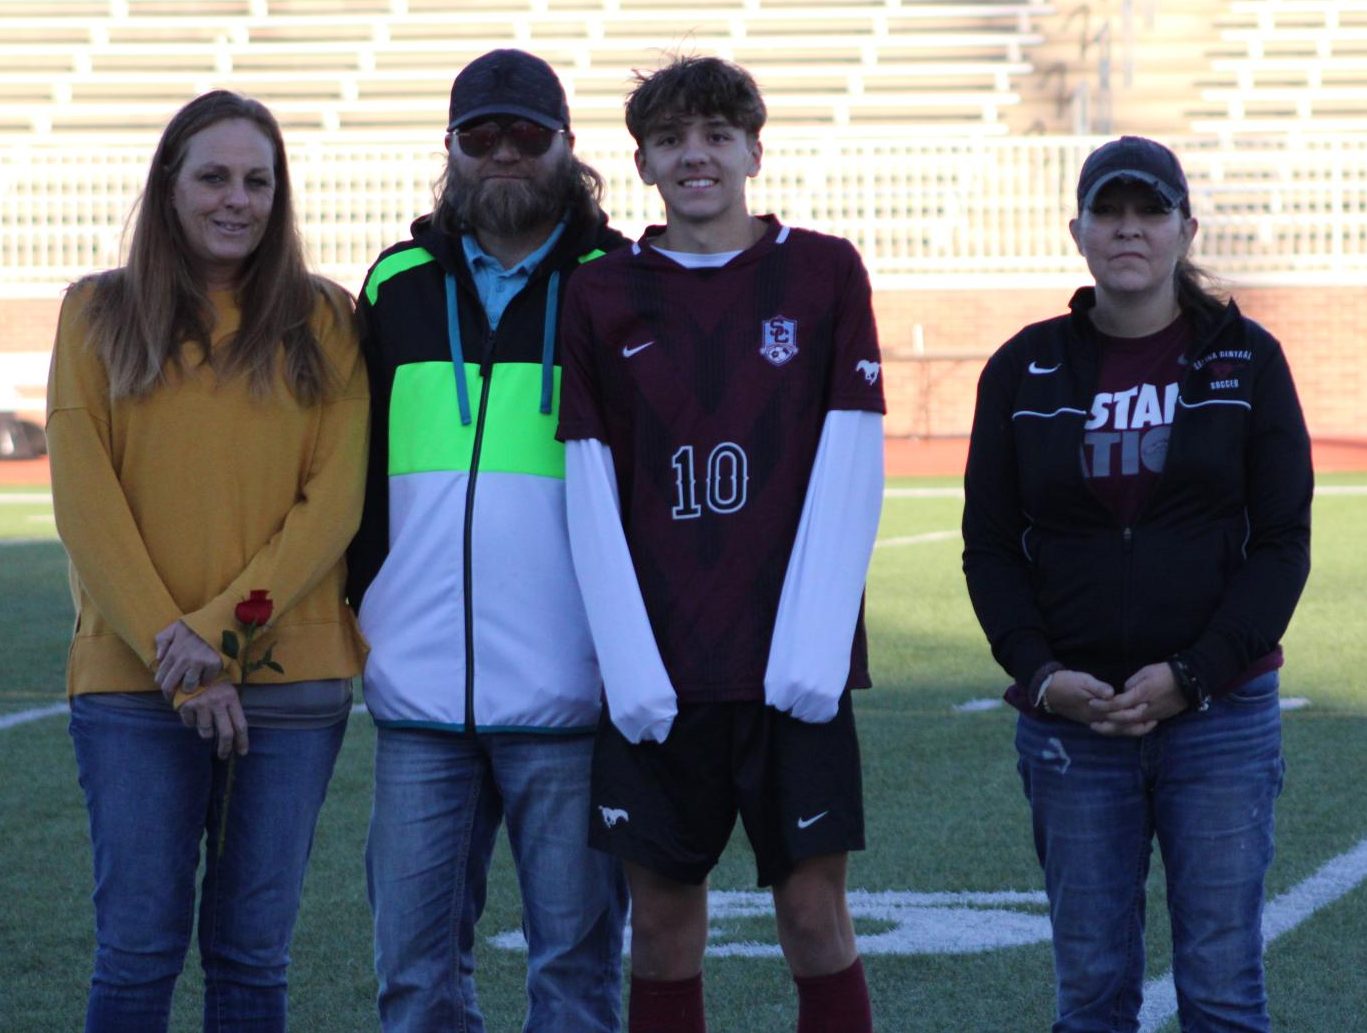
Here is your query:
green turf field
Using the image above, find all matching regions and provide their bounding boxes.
[2,478,1364,1032]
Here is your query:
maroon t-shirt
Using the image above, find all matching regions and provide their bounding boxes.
[557,218,886,703]
[1082,316,1192,526]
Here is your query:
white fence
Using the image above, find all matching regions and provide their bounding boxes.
[6,131,1367,293]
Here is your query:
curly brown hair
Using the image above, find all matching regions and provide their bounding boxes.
[625,56,766,145]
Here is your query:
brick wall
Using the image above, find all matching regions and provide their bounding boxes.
[0,298,63,354]
[875,284,1367,440]
[4,286,1365,438]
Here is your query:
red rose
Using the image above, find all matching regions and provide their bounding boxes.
[216,588,282,860]
[234,590,273,628]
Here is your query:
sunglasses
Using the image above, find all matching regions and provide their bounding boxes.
[454,119,564,159]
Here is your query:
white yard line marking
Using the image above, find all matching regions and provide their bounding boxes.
[0,493,53,504]
[1137,835,1367,1032]
[0,702,66,730]
[492,889,1052,956]
[954,698,1005,712]
[876,531,958,547]
[1313,485,1367,495]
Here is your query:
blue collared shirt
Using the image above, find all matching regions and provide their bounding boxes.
[461,221,567,331]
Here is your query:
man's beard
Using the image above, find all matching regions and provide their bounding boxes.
[444,151,576,236]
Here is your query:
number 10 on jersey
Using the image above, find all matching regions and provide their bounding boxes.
[671,442,749,520]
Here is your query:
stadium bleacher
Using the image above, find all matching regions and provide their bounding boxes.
[1192,0,1367,136]
[4,1,1367,274]
[0,0,1053,136]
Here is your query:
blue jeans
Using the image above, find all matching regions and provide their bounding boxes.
[69,695,346,1033]
[1016,672,1284,1033]
[367,726,627,1033]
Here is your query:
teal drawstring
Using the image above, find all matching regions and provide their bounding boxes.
[540,270,559,415]
[449,268,557,423]
[444,273,472,426]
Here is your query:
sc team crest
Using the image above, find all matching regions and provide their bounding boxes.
[759,315,798,366]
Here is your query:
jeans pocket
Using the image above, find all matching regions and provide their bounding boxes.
[1224,671,1280,706]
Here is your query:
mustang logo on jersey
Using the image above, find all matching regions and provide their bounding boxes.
[759,315,799,366]
[856,359,881,385]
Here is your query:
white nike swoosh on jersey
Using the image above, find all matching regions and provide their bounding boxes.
[622,341,655,358]
[1028,361,1062,375]
[796,811,829,830]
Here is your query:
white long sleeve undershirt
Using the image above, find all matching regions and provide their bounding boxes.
[764,409,884,722]
[565,438,678,743]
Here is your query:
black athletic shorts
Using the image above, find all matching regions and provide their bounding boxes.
[588,691,864,888]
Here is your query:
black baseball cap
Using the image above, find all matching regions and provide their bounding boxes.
[447,49,570,132]
[1077,136,1189,212]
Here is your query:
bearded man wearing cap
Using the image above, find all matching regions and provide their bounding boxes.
[347,49,628,1032]
[963,135,1311,1031]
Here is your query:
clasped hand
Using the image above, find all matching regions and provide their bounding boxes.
[154,620,248,758]
[154,620,222,698]
[1046,662,1188,737]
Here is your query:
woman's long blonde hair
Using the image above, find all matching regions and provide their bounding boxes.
[79,90,334,404]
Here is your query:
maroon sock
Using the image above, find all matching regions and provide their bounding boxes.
[794,957,872,1033]
[628,972,707,1033]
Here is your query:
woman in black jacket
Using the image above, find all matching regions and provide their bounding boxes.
[962,137,1312,1033]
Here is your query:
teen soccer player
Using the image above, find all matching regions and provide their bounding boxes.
[557,56,885,1033]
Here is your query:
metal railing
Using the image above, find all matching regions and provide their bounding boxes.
[6,131,1367,293]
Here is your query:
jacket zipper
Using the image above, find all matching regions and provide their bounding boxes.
[448,237,574,735]
[1120,524,1134,674]
[461,330,496,738]
[1073,314,1215,680]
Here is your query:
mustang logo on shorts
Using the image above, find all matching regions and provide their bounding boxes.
[759,315,798,366]
[598,805,630,828]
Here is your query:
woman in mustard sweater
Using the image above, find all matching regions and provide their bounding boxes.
[46,91,368,1033]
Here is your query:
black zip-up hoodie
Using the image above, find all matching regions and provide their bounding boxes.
[962,287,1312,706]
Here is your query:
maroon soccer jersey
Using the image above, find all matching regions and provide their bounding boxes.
[558,218,886,703]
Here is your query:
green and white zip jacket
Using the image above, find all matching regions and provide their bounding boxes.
[347,209,624,733]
